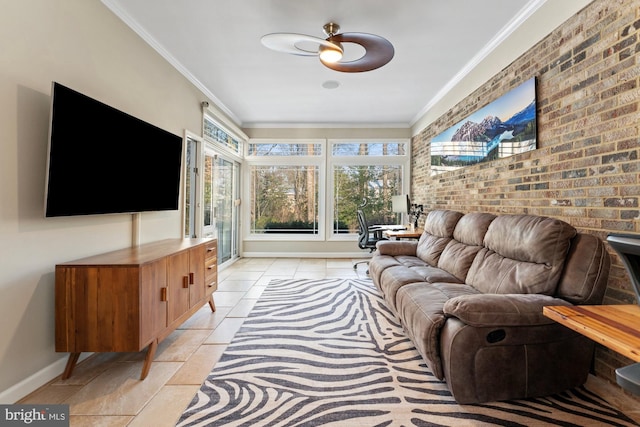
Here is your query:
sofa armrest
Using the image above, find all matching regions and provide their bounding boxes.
[443,293,573,327]
[375,240,418,256]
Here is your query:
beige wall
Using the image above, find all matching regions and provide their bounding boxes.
[0,0,209,401]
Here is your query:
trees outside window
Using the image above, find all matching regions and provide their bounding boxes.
[331,141,408,236]
[251,165,319,234]
[246,139,409,239]
[333,164,403,233]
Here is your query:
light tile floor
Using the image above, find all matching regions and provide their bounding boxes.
[18,258,640,426]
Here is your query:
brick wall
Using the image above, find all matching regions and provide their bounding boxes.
[412,0,640,385]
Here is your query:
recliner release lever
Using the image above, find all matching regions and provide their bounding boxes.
[486,329,506,343]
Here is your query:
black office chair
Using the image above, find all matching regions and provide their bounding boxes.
[353,209,387,273]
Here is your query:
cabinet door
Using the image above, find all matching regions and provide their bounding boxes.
[56,266,141,352]
[140,258,167,345]
[167,251,190,323]
[188,245,205,306]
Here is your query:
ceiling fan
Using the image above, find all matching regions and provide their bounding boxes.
[260,22,394,73]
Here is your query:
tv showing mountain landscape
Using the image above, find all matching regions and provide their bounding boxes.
[431,77,537,175]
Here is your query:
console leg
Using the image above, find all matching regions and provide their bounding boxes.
[140,340,158,380]
[61,352,81,380]
[208,294,216,312]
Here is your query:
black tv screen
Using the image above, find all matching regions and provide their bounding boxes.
[45,82,183,217]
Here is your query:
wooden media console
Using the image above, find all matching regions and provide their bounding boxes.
[55,238,217,380]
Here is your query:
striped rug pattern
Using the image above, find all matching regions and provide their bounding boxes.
[177,278,637,426]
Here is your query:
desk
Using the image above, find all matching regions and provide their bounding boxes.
[384,228,423,240]
[542,304,640,362]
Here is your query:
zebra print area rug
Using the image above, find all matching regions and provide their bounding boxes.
[177,278,637,426]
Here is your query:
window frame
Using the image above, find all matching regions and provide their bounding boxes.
[243,139,326,242]
[327,139,411,241]
[203,111,244,158]
[242,137,411,243]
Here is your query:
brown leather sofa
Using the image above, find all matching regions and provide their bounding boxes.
[369,209,610,403]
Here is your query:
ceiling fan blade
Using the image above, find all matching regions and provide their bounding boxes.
[261,33,342,56]
[320,32,394,72]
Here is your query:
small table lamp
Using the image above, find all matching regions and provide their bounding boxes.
[392,194,410,225]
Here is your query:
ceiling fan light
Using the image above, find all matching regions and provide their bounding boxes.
[319,44,343,63]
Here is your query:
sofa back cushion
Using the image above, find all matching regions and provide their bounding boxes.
[466,214,577,295]
[416,210,463,266]
[438,212,496,281]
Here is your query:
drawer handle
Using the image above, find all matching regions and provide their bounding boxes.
[160,287,167,302]
[207,248,215,252]
[207,265,215,270]
[189,272,195,284]
[183,276,189,288]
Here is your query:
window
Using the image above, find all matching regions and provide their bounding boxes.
[203,114,242,155]
[250,165,319,234]
[333,164,405,233]
[330,140,409,237]
[248,142,322,156]
[246,140,324,238]
[245,138,410,240]
[184,135,199,238]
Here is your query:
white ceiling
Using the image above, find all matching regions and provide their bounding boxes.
[102,0,550,128]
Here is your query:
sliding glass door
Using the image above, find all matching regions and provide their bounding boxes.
[184,134,240,267]
[203,148,240,265]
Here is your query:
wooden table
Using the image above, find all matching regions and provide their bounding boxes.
[384,228,423,240]
[542,304,640,362]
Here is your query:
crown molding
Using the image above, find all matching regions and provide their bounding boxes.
[100,0,243,127]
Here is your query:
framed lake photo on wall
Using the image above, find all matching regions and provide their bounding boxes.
[430,77,537,175]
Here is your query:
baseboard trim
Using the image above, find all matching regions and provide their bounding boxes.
[242,252,370,259]
[0,353,92,404]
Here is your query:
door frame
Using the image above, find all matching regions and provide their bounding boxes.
[203,144,242,267]
[183,131,242,268]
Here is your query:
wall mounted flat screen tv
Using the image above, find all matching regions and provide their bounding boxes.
[45,82,183,217]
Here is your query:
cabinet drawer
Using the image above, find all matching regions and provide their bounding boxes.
[204,240,217,293]
[205,257,217,287]
[205,241,217,261]
[206,273,218,293]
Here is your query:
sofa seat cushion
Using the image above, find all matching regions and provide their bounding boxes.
[396,282,481,379]
[395,255,429,268]
[368,255,403,287]
[377,260,463,311]
[378,266,427,311]
[466,214,577,295]
[410,265,463,284]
